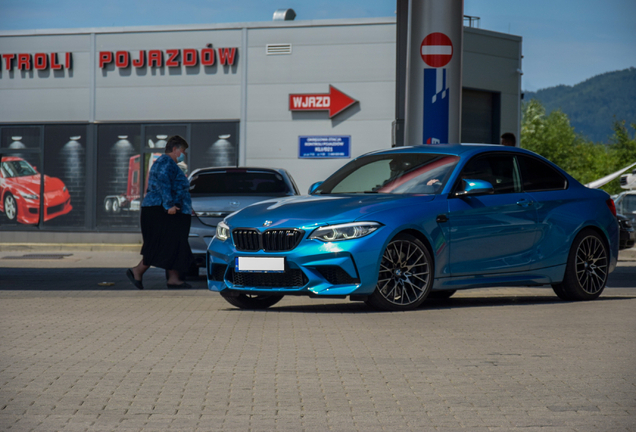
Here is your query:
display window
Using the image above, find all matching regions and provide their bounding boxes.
[1,121,240,231]
[42,125,87,227]
[96,124,142,229]
[190,122,239,171]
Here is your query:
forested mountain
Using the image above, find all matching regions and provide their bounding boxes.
[524,67,636,143]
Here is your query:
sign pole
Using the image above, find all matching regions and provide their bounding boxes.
[404,0,463,145]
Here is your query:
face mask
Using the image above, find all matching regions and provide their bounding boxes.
[177,153,186,163]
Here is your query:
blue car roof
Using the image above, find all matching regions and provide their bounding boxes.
[367,143,529,157]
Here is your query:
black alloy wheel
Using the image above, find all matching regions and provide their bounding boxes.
[552,229,609,301]
[366,233,433,311]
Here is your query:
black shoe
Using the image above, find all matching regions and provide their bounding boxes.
[126,269,144,290]
[167,282,192,289]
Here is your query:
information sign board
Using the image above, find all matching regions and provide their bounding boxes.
[298,136,350,159]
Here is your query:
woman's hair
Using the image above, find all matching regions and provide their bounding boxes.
[164,135,189,153]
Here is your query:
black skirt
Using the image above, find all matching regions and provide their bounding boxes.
[140,206,194,272]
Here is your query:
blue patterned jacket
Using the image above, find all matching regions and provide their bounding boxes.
[142,154,192,215]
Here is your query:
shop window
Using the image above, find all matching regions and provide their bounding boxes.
[190,122,239,171]
[96,124,142,229]
[42,125,87,227]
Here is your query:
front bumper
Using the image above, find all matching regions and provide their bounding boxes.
[206,234,384,297]
[188,216,217,266]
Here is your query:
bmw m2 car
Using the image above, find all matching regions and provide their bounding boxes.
[206,144,619,311]
[1,156,72,224]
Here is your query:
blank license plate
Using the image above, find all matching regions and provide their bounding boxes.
[235,257,285,273]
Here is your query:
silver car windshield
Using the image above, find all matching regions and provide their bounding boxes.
[315,153,460,195]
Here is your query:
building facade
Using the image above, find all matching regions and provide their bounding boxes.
[0,18,522,241]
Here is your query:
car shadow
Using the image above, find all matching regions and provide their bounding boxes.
[233,294,633,314]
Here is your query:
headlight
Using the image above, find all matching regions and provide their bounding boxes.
[63,186,67,192]
[309,222,381,242]
[20,192,39,200]
[216,221,230,241]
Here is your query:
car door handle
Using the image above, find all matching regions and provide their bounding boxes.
[516,199,533,208]
[436,214,449,223]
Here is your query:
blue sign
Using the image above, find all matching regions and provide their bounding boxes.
[299,136,350,159]
[423,68,449,144]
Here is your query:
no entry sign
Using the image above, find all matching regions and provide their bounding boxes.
[420,32,453,68]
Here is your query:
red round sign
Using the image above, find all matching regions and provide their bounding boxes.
[420,32,453,68]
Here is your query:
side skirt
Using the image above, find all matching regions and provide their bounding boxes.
[432,264,566,290]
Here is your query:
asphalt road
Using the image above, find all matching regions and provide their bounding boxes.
[1,254,635,431]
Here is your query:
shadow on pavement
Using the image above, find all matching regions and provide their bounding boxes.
[0,267,208,291]
[233,294,633,314]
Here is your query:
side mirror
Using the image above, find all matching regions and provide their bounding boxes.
[308,181,323,194]
[456,179,494,197]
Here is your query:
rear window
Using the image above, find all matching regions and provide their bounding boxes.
[189,170,291,195]
[517,155,567,192]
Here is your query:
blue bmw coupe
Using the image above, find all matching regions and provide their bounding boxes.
[207,144,619,311]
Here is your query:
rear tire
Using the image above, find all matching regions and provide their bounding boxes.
[365,233,433,311]
[220,291,284,310]
[552,229,609,301]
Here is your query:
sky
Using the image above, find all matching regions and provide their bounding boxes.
[1,0,635,91]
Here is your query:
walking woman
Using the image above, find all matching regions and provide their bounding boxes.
[126,135,194,289]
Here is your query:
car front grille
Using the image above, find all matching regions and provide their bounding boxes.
[228,268,308,288]
[232,228,304,252]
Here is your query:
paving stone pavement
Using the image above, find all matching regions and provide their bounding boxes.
[0,259,635,431]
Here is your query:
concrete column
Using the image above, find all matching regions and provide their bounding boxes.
[404,0,463,145]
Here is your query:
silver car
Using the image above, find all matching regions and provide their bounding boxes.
[187,167,300,275]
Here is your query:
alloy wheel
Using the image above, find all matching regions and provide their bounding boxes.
[575,235,608,295]
[377,239,431,306]
[4,195,17,220]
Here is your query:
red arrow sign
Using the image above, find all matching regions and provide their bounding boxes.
[289,85,357,118]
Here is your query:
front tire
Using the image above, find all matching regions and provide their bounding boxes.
[552,229,609,301]
[366,233,433,311]
[220,291,284,310]
[4,193,18,222]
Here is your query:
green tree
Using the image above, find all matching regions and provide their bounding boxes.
[605,121,636,195]
[521,99,612,188]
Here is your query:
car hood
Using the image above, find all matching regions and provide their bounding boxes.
[225,194,436,229]
[7,174,65,194]
[191,194,289,227]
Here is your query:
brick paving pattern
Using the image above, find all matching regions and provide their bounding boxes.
[0,265,635,431]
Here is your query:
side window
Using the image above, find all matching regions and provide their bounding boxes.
[517,155,567,192]
[456,154,521,194]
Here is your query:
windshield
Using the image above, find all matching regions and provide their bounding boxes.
[1,159,38,178]
[621,194,636,214]
[189,169,292,195]
[315,153,460,194]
